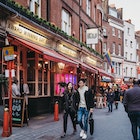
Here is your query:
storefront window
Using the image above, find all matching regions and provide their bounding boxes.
[54,73,77,95]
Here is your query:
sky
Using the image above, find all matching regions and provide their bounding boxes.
[109,0,140,31]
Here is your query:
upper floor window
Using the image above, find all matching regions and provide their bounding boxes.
[127,28,130,35]
[30,0,41,17]
[130,41,133,48]
[62,9,71,35]
[80,24,83,42]
[80,0,82,6]
[112,27,115,36]
[118,44,121,56]
[118,30,121,38]
[125,52,127,59]
[103,28,107,37]
[130,53,132,60]
[86,0,91,16]
[137,55,139,62]
[131,68,133,77]
[103,43,107,53]
[125,39,128,47]
[112,43,115,54]
[126,67,128,76]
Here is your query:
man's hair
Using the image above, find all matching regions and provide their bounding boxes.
[79,78,86,83]
[133,78,139,85]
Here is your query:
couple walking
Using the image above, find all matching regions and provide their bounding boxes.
[61,79,94,139]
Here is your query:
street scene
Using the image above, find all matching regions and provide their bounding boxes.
[0,103,133,140]
[0,0,140,140]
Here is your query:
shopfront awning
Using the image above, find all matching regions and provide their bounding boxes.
[58,53,97,73]
[8,35,78,66]
[96,67,114,78]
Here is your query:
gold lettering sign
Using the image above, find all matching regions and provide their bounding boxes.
[6,21,47,46]
[86,56,96,65]
[58,45,77,58]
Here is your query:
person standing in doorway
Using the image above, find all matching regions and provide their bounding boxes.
[77,79,94,139]
[12,77,21,97]
[61,82,79,138]
[123,79,140,140]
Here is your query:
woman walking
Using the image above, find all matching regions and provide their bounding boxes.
[61,82,79,138]
[106,88,114,112]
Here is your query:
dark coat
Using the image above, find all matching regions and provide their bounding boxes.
[106,92,114,103]
[62,89,80,113]
[123,85,140,112]
[114,90,120,101]
[77,88,94,110]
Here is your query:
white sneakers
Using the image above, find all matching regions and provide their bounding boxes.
[82,133,87,139]
[80,130,87,139]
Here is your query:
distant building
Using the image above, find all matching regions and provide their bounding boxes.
[123,19,137,83]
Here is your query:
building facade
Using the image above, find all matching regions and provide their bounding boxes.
[0,0,113,116]
[123,19,137,83]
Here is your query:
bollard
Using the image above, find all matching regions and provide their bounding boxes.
[2,107,10,137]
[54,101,59,121]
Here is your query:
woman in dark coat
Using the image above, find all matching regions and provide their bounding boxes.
[61,82,80,138]
[114,88,120,109]
[106,88,114,112]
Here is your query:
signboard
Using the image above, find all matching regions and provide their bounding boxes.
[86,28,98,44]
[3,46,15,61]
[12,97,25,127]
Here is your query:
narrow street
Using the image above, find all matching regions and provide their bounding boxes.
[0,102,133,140]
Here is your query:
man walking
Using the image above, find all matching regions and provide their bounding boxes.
[77,79,94,139]
[123,79,140,140]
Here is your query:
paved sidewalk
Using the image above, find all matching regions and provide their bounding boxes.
[0,102,133,140]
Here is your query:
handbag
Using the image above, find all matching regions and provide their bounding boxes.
[89,112,94,135]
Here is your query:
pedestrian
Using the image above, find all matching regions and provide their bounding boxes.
[114,87,120,109]
[61,82,79,138]
[12,77,21,97]
[123,79,140,140]
[77,79,94,139]
[106,88,114,112]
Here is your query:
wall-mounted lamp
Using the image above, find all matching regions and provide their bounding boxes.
[58,62,65,70]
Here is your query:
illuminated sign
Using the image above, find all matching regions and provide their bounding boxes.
[58,44,77,58]
[6,21,47,46]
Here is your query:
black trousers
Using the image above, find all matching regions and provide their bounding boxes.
[63,109,76,133]
[128,112,140,140]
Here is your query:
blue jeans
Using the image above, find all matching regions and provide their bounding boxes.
[128,112,140,140]
[77,107,89,132]
[107,102,113,112]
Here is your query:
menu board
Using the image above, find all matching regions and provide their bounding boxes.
[12,97,25,127]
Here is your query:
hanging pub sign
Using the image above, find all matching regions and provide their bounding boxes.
[3,46,15,61]
[86,28,99,44]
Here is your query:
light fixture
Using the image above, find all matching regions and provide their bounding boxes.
[58,62,65,70]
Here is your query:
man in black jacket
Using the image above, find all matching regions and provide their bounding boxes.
[77,79,94,140]
[123,79,140,140]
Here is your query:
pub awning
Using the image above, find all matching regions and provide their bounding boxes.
[8,35,78,66]
[96,67,114,78]
[58,53,97,74]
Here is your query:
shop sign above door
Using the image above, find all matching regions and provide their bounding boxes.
[3,46,15,61]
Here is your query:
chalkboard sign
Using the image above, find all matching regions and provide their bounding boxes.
[12,97,25,127]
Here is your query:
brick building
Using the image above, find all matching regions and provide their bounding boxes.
[0,0,114,116]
